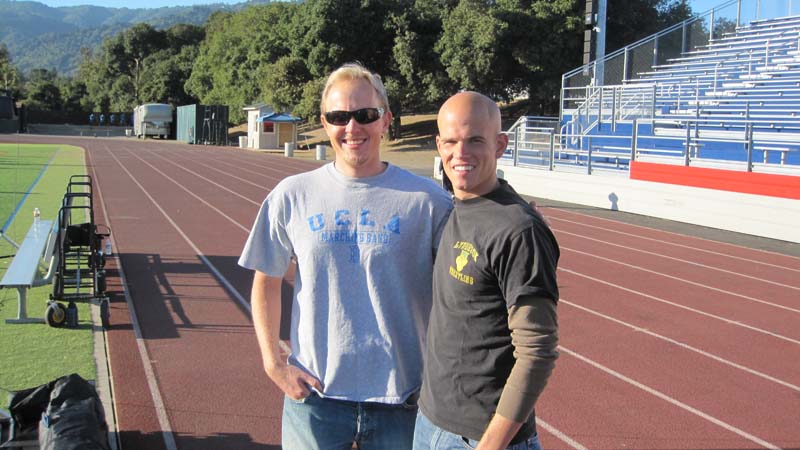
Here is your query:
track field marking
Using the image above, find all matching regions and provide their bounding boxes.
[149,150,280,190]
[137,150,260,207]
[536,418,588,450]
[562,246,800,314]
[560,345,783,450]
[550,208,800,265]
[98,145,178,450]
[560,268,800,345]
[561,298,800,392]
[113,147,290,354]
[169,145,314,179]
[558,230,800,292]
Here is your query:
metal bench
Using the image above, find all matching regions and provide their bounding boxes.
[1,220,57,324]
[754,145,791,165]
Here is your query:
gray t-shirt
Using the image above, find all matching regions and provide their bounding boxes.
[239,162,452,403]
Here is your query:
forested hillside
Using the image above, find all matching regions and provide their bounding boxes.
[1,0,695,126]
[0,0,269,74]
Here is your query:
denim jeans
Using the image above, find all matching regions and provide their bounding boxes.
[282,392,418,450]
[413,411,543,450]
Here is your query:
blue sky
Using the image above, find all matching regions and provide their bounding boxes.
[690,0,796,18]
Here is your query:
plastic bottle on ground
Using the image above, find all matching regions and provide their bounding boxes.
[66,302,78,328]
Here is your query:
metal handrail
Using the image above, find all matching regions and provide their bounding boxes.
[563,0,740,82]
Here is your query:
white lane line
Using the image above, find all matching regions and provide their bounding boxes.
[558,229,800,292]
[205,157,302,184]
[134,150,260,207]
[98,145,178,450]
[124,151,254,230]
[551,208,800,266]
[560,268,800,345]
[536,418,588,450]
[560,345,782,450]
[562,246,800,314]
[113,147,290,355]
[165,144,314,179]
[146,149,277,191]
[561,298,800,392]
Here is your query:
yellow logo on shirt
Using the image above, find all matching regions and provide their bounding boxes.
[449,241,478,285]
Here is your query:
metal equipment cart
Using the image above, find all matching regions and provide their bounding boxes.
[46,175,111,329]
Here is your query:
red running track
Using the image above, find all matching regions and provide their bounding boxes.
[4,136,798,450]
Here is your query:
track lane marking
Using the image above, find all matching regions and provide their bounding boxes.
[561,298,800,392]
[550,208,800,266]
[98,144,178,450]
[557,230,800,292]
[560,345,782,450]
[536,418,588,450]
[562,246,800,314]
[158,144,318,178]
[560,268,800,345]
[124,149,256,227]
[114,146,289,351]
[146,149,282,190]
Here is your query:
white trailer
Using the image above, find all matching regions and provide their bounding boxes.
[133,103,173,139]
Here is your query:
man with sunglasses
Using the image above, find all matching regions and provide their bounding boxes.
[239,62,452,449]
[413,92,560,450]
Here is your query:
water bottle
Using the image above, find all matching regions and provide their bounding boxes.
[66,302,78,328]
[104,239,112,257]
[33,207,40,226]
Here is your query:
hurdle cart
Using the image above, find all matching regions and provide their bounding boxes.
[45,175,111,329]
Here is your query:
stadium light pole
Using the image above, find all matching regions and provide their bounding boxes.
[583,0,607,85]
[595,0,607,86]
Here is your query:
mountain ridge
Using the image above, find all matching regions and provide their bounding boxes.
[0,0,267,75]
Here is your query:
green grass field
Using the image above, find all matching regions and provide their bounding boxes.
[0,143,96,400]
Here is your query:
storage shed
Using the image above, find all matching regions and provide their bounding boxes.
[176,104,229,145]
[243,103,301,150]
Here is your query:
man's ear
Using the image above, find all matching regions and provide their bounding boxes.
[435,135,444,155]
[495,132,509,158]
[382,111,393,134]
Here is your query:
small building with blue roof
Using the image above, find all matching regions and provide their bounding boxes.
[243,103,301,150]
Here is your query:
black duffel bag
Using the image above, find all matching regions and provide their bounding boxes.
[9,374,110,450]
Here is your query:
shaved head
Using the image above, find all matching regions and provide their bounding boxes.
[437,91,502,136]
[436,91,508,199]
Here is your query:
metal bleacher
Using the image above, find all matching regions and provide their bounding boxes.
[503,0,800,176]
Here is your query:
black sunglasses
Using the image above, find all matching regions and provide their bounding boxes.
[324,107,384,126]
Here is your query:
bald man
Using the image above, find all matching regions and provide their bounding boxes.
[414,92,560,450]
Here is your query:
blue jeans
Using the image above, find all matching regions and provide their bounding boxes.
[282,392,418,450]
[413,411,543,450]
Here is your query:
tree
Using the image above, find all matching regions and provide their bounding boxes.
[25,69,62,111]
[606,0,693,54]
[1,43,22,97]
[186,4,296,123]
[432,0,583,113]
[291,0,400,79]
[505,0,584,113]
[77,22,204,112]
[436,0,508,97]
[292,77,326,123]
[58,78,88,113]
[262,56,311,114]
[390,0,456,112]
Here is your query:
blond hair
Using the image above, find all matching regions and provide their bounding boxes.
[320,62,390,114]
